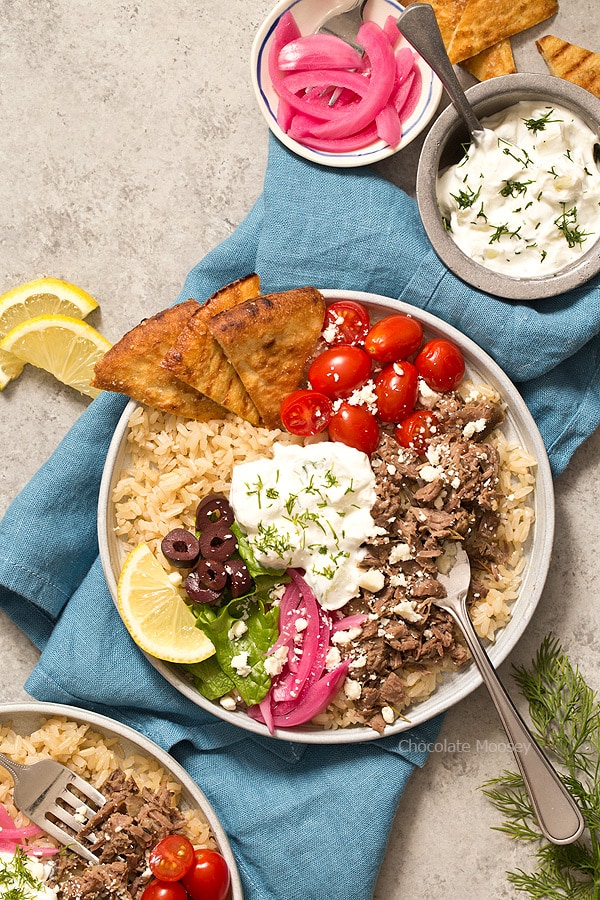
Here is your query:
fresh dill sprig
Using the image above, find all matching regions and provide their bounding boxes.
[450,184,481,209]
[500,179,534,198]
[481,635,600,898]
[554,203,592,249]
[522,108,562,134]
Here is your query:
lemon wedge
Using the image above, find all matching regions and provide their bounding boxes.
[117,543,215,664]
[0,277,99,390]
[0,314,111,398]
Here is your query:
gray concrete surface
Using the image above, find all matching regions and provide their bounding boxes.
[1,2,598,897]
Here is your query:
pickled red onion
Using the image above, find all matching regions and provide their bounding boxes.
[251,570,349,731]
[0,801,57,856]
[278,33,363,71]
[268,12,422,152]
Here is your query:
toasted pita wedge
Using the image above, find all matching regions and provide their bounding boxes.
[207,287,326,429]
[536,35,600,99]
[462,38,516,81]
[447,0,558,64]
[403,0,467,47]
[91,300,227,420]
[162,274,262,424]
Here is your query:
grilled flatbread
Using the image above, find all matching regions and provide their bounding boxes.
[536,35,600,99]
[207,287,326,429]
[162,274,262,424]
[462,38,516,81]
[446,0,558,64]
[403,0,467,47]
[91,300,227,420]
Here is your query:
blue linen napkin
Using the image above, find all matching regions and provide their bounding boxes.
[1,133,600,899]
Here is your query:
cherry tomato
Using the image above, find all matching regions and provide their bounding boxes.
[327,402,380,456]
[308,346,372,400]
[395,410,440,455]
[280,389,332,436]
[182,848,231,900]
[364,314,423,363]
[149,834,195,882]
[140,880,188,900]
[374,361,418,423]
[322,300,370,346]
[415,338,465,392]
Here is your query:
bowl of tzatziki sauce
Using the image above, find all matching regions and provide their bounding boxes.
[416,73,600,300]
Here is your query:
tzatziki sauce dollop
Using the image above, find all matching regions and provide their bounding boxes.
[436,100,600,277]
[0,851,58,899]
[229,441,382,611]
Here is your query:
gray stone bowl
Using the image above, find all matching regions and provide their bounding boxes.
[416,73,600,300]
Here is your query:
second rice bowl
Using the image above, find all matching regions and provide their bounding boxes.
[98,289,554,744]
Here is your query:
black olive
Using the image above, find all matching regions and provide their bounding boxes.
[194,558,228,592]
[195,493,234,531]
[185,570,222,605]
[224,558,252,598]
[199,521,237,561]
[161,528,201,568]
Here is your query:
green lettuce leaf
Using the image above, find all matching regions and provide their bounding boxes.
[193,597,280,706]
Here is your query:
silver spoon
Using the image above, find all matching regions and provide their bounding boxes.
[437,546,585,845]
[396,2,484,142]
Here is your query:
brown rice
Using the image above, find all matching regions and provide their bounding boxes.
[0,715,215,849]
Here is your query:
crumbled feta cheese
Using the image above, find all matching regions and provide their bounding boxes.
[349,653,367,669]
[167,571,183,587]
[381,706,395,724]
[264,645,289,676]
[230,651,251,677]
[331,626,363,645]
[419,464,442,483]
[227,619,248,641]
[357,568,385,592]
[295,617,308,632]
[325,646,342,669]
[389,543,412,564]
[219,696,237,711]
[391,599,423,623]
[389,572,407,587]
[418,377,442,408]
[344,678,362,700]
[462,418,487,439]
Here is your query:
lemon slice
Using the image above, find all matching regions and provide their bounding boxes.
[0,278,99,390]
[0,314,111,398]
[117,543,215,664]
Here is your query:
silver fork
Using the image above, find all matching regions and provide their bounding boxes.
[436,546,585,845]
[0,752,106,863]
[316,0,368,105]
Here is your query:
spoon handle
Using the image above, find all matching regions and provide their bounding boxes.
[396,3,484,139]
[445,594,585,845]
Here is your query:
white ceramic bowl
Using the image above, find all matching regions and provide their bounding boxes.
[417,73,600,300]
[0,701,243,898]
[98,289,554,745]
[250,0,443,167]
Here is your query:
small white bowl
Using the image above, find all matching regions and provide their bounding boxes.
[250,0,443,167]
[416,73,600,300]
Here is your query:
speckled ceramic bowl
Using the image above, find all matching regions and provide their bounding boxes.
[250,0,443,167]
[98,289,554,745]
[416,73,600,300]
[0,701,243,898]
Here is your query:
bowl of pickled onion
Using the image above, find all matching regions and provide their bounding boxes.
[251,0,443,167]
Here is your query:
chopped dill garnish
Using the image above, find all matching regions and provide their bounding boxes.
[554,202,591,248]
[522,108,562,134]
[488,223,522,244]
[500,179,533,198]
[450,184,481,209]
